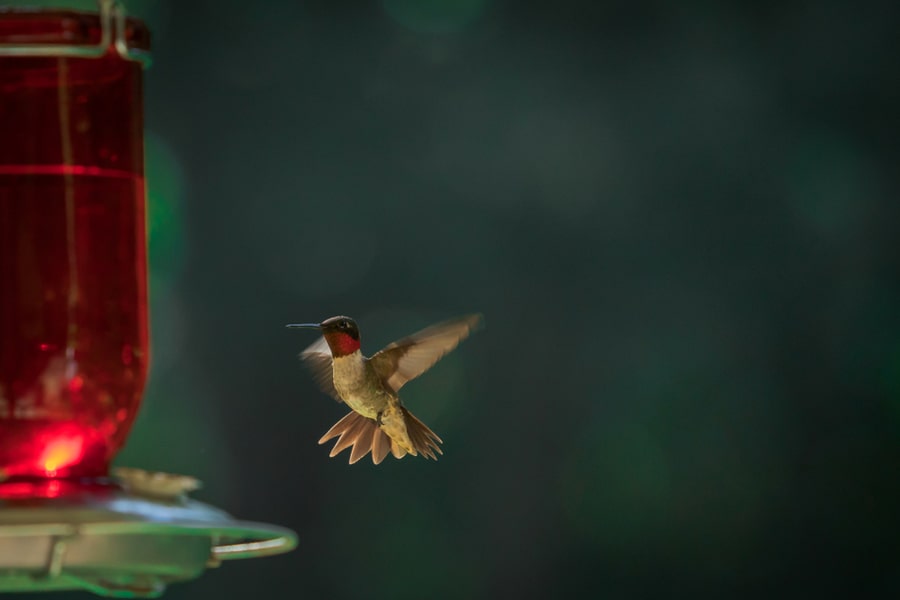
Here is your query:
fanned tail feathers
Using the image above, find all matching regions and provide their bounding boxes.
[319,408,443,464]
[318,412,392,465]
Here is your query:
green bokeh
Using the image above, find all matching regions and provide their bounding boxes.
[145,130,186,283]
[382,0,489,33]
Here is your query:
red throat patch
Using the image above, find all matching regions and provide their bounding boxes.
[324,331,360,357]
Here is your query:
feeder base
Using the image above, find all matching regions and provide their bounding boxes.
[0,468,297,597]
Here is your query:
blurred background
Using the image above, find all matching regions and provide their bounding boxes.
[8,0,900,598]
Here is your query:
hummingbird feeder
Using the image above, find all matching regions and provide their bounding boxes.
[0,1,296,595]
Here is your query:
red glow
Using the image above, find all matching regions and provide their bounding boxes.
[46,479,62,497]
[0,10,150,481]
[0,421,105,479]
[0,477,112,500]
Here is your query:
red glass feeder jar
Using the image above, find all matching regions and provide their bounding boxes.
[0,3,151,482]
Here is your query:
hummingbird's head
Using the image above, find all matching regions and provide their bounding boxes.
[319,316,360,356]
[287,315,360,357]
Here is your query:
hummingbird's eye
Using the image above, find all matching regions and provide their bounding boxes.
[340,321,349,329]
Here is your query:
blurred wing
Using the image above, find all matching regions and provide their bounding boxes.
[369,314,482,393]
[299,336,341,402]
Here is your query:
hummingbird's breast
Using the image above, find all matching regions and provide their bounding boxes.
[331,351,391,419]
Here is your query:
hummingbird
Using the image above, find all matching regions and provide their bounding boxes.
[287,314,481,465]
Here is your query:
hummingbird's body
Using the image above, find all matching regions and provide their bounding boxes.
[287,314,481,464]
[330,353,377,417]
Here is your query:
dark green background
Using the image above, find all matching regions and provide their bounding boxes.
[12,0,900,598]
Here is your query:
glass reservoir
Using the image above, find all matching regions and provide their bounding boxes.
[0,7,151,480]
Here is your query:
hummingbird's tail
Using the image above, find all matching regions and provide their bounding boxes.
[318,411,392,465]
[318,408,443,464]
[399,406,443,460]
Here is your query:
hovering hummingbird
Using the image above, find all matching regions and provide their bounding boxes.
[287,314,482,465]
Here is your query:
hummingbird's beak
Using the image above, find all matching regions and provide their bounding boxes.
[285,323,321,330]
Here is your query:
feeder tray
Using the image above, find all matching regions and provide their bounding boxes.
[0,468,297,597]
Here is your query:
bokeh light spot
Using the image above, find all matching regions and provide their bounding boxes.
[41,434,85,475]
[67,375,84,393]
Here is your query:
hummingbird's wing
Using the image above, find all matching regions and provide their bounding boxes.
[369,314,482,393]
[319,411,393,465]
[298,336,341,402]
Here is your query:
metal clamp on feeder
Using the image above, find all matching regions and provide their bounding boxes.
[0,0,150,65]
